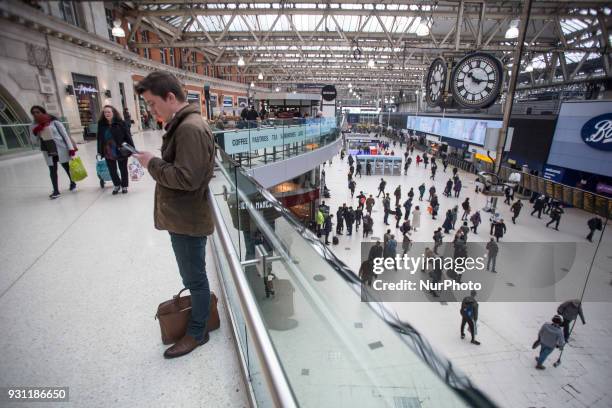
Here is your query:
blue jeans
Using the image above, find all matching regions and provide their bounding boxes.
[537,345,554,365]
[170,233,210,341]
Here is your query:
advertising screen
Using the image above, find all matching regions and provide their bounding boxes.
[547,101,612,177]
[406,115,501,146]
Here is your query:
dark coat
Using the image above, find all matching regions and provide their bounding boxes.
[493,222,507,238]
[97,120,135,159]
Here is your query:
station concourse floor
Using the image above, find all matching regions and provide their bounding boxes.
[0,130,248,408]
[320,136,612,408]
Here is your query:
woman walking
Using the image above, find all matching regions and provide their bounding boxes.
[30,105,76,199]
[97,105,136,194]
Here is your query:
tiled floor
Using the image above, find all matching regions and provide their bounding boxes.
[0,131,248,408]
[319,136,612,408]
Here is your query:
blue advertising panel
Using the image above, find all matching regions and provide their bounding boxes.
[547,101,612,177]
[406,115,501,146]
[542,165,565,182]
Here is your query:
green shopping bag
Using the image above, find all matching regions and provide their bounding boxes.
[69,156,88,182]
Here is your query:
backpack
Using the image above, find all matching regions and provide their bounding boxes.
[332,236,339,245]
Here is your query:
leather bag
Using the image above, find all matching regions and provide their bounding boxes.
[155,289,220,345]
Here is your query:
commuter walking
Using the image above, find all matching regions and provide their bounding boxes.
[359,259,374,287]
[407,187,415,201]
[356,162,362,177]
[394,204,403,229]
[442,210,453,234]
[511,200,523,224]
[402,233,412,256]
[354,207,363,232]
[586,216,603,242]
[394,185,402,207]
[451,205,459,229]
[418,183,426,201]
[531,195,545,218]
[403,196,413,221]
[366,161,372,176]
[366,195,375,215]
[557,299,586,342]
[30,105,77,199]
[384,235,398,270]
[493,219,507,242]
[348,179,356,198]
[362,214,373,238]
[461,198,471,220]
[134,71,216,358]
[97,105,136,194]
[345,207,355,236]
[444,178,453,197]
[433,228,443,254]
[430,163,437,180]
[428,186,436,202]
[412,206,421,232]
[383,195,391,225]
[368,240,383,261]
[377,178,387,197]
[442,158,448,172]
[534,316,565,369]
[460,291,481,345]
[430,194,439,220]
[453,178,462,198]
[485,238,498,273]
[504,186,513,205]
[336,206,345,235]
[416,155,422,166]
[323,214,333,245]
[470,211,481,234]
[546,204,564,231]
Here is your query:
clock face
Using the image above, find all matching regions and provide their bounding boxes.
[451,52,503,109]
[425,58,447,107]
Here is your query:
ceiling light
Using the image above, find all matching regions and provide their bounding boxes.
[250,81,255,87]
[416,21,430,37]
[237,56,245,66]
[292,90,297,94]
[111,20,125,37]
[258,72,263,80]
[348,83,352,88]
[505,20,519,39]
[275,87,280,92]
[368,58,375,68]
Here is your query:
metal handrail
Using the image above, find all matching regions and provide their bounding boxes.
[207,187,298,408]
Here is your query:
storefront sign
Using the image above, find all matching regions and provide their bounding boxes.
[321,85,337,102]
[581,113,612,151]
[542,165,565,182]
[596,182,612,195]
[223,96,233,107]
[74,84,98,94]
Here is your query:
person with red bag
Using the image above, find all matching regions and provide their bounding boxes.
[30,105,77,199]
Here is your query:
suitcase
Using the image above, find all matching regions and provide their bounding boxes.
[332,236,339,245]
[155,289,220,345]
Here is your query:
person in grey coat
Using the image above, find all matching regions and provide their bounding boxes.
[534,315,565,369]
[557,299,586,342]
[485,238,498,273]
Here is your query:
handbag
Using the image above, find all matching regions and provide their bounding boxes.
[155,289,220,345]
[96,155,112,182]
[128,158,145,181]
[68,156,88,182]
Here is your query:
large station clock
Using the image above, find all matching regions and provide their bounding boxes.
[425,57,447,107]
[451,52,503,109]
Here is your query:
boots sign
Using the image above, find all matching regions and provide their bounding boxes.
[581,113,612,151]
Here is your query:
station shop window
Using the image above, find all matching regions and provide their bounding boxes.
[105,8,114,42]
[72,73,100,130]
[187,92,202,113]
[160,48,167,65]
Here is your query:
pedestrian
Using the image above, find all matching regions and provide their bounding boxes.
[423,154,429,169]
[362,214,373,238]
[400,219,411,237]
[348,154,354,167]
[504,185,513,205]
[470,211,481,234]
[460,290,481,345]
[384,235,398,270]
[355,206,363,232]
[430,193,439,220]
[394,185,402,207]
[453,178,462,198]
[442,158,448,172]
[444,178,453,197]
[493,219,507,241]
[451,205,459,229]
[383,229,392,247]
[323,214,333,245]
[428,186,436,202]
[460,221,470,238]
[403,196,413,220]
[433,228,443,254]
[359,259,374,287]
[97,105,136,194]
[366,161,372,176]
[349,179,356,198]
[407,187,415,201]
[368,240,383,261]
[345,207,355,236]
[416,155,422,166]
[377,178,387,197]
[123,107,133,132]
[394,204,403,229]
[134,71,216,358]
[557,299,586,342]
[402,233,412,255]
[486,238,498,272]
[534,315,565,369]
[418,183,426,201]
[336,206,345,235]
[30,105,77,199]
[383,194,392,226]
[315,207,325,236]
[442,210,453,234]
[546,204,564,231]
[586,216,603,242]
[461,198,471,220]
[531,195,545,218]
[430,163,437,180]
[366,195,375,215]
[511,200,523,224]
[452,166,458,178]
[356,162,362,177]
[412,206,421,232]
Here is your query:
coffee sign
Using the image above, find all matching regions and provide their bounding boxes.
[581,113,612,151]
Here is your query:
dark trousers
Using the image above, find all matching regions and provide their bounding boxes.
[587,228,595,241]
[377,189,384,197]
[461,316,475,340]
[106,158,129,187]
[347,223,353,235]
[546,217,560,229]
[49,156,73,193]
[531,208,542,218]
[324,232,330,244]
[169,233,210,341]
[562,319,573,341]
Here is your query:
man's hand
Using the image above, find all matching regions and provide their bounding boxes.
[133,151,156,168]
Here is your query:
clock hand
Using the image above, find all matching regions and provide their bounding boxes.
[467,71,487,84]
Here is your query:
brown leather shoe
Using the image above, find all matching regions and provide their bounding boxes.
[163,333,210,359]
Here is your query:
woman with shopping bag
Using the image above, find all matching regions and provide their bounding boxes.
[30,105,77,199]
[97,105,136,195]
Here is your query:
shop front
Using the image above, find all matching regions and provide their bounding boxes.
[72,73,100,139]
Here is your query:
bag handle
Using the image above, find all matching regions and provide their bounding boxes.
[173,288,190,303]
